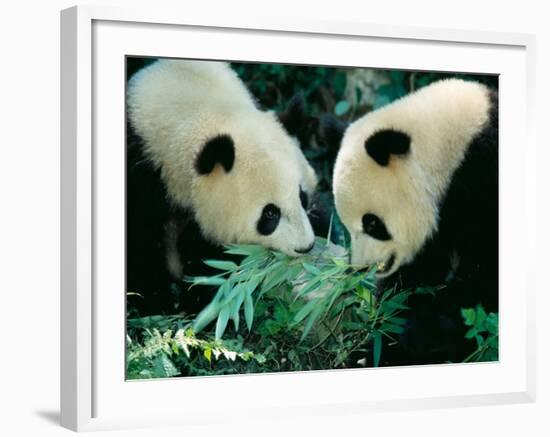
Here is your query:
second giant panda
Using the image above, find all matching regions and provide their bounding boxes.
[324,78,498,365]
[127,59,318,314]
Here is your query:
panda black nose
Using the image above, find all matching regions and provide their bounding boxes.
[295,242,315,254]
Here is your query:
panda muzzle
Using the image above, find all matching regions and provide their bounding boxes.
[376,253,396,275]
[295,241,315,254]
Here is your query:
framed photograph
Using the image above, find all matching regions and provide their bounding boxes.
[61,5,536,432]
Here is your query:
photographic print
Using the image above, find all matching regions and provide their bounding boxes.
[125,57,498,379]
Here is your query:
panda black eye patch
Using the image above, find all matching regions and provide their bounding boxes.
[257,204,281,236]
[299,187,309,209]
[362,213,392,241]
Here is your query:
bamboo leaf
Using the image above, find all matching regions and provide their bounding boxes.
[215,306,231,339]
[203,260,239,272]
[193,301,221,333]
[334,100,350,116]
[222,282,244,305]
[301,304,325,340]
[231,291,245,331]
[373,331,382,367]
[389,316,408,325]
[184,276,226,286]
[293,298,320,324]
[302,262,322,276]
[380,323,405,334]
[293,276,323,299]
[224,244,267,257]
[244,292,254,331]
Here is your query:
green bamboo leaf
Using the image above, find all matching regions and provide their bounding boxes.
[326,283,345,310]
[285,264,304,282]
[389,316,408,325]
[222,282,244,305]
[259,264,288,295]
[301,304,325,340]
[342,273,365,290]
[334,100,350,116]
[382,300,409,311]
[215,306,231,339]
[373,331,382,367]
[319,265,346,281]
[245,276,261,296]
[302,262,322,276]
[203,260,239,272]
[193,301,222,333]
[244,292,254,331]
[380,323,405,334]
[293,276,323,299]
[293,298,320,324]
[231,291,245,331]
[394,292,409,302]
[184,276,226,286]
[232,311,240,332]
[224,244,267,257]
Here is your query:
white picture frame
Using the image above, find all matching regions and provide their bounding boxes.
[60,5,536,432]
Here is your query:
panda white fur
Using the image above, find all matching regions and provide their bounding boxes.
[324,78,498,364]
[127,59,317,313]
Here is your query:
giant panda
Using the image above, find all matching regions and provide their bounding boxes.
[126,59,318,315]
[323,78,498,365]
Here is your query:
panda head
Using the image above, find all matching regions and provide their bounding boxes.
[332,125,434,277]
[191,108,317,256]
[329,79,493,276]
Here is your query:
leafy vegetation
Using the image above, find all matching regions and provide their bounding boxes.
[127,241,499,378]
[127,239,416,377]
[461,305,499,362]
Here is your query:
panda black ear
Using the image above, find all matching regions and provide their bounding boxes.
[195,134,235,175]
[278,92,307,137]
[365,129,410,166]
[319,113,347,153]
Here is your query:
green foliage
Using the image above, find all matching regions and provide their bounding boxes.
[189,240,387,342]
[231,63,350,116]
[127,240,415,377]
[461,305,499,362]
[126,327,265,379]
[373,70,498,109]
[126,56,156,80]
